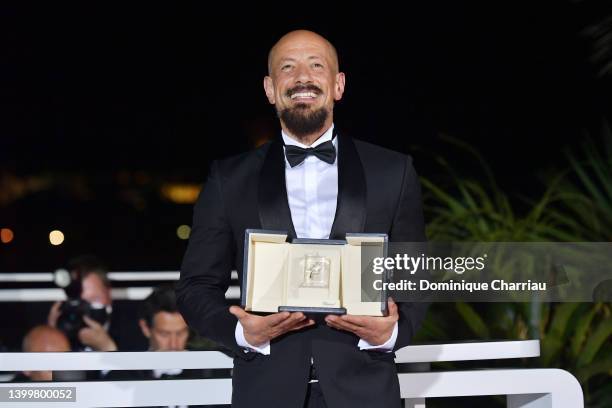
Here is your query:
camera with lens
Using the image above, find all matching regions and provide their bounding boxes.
[54,267,111,349]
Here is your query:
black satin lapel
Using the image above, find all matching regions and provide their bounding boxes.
[258,138,298,238]
[329,133,367,239]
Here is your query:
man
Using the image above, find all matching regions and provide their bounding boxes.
[47,255,119,351]
[14,325,71,382]
[138,285,190,354]
[106,286,227,408]
[177,30,427,407]
[48,255,146,352]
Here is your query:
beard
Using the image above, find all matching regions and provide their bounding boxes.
[279,104,329,140]
[278,84,329,140]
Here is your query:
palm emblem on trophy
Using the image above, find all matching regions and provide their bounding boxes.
[301,254,331,288]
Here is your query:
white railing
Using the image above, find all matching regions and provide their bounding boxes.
[0,340,585,407]
[0,271,240,301]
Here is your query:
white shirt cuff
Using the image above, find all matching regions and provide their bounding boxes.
[235,321,270,355]
[357,321,398,352]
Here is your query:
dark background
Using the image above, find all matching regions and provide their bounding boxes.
[1,1,610,271]
[1,5,611,407]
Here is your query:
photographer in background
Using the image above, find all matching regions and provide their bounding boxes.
[47,255,117,351]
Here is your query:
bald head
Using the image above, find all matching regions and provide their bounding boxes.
[264,29,345,144]
[21,326,70,382]
[22,325,70,353]
[268,30,339,75]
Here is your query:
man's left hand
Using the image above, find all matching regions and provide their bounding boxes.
[325,298,398,346]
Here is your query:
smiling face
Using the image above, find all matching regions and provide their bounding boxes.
[264,30,345,143]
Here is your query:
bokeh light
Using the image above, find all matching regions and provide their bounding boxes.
[49,230,65,246]
[0,228,14,244]
[176,225,191,240]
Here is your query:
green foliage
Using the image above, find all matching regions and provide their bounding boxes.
[417,128,612,406]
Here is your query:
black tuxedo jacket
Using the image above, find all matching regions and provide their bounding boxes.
[177,133,428,408]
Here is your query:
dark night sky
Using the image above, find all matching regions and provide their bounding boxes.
[1,1,610,271]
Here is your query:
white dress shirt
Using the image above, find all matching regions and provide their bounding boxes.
[236,124,397,354]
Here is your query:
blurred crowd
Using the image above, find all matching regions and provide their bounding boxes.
[1,255,230,407]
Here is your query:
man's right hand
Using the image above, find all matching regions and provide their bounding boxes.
[229,306,314,348]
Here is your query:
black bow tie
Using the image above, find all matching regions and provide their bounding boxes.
[284,141,336,167]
